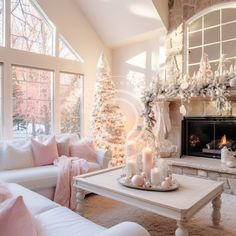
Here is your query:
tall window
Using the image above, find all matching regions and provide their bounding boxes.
[11,0,54,55]
[12,66,53,138]
[59,72,83,136]
[186,7,236,76]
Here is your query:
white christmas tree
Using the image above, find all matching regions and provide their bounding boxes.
[90,53,126,166]
[197,53,213,84]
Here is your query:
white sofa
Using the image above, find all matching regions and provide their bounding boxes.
[6,183,150,236]
[0,134,112,199]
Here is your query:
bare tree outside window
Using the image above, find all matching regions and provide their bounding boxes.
[11,0,53,55]
[0,0,3,46]
[60,73,82,137]
[12,66,53,138]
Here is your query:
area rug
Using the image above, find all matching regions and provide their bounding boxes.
[84,193,236,236]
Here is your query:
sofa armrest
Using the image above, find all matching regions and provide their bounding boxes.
[95,222,150,236]
[95,149,112,168]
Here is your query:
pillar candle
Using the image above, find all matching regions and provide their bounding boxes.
[142,147,153,174]
[126,160,136,177]
[150,168,160,186]
[125,140,137,156]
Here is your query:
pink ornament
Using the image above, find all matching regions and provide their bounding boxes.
[131,175,144,187]
[165,176,172,186]
[141,172,147,178]
[144,181,151,188]
[161,180,170,189]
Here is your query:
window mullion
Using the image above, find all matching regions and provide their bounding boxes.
[54,70,60,134]
[3,63,13,138]
[4,0,10,48]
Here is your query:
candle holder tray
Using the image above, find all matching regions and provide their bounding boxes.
[118,176,179,192]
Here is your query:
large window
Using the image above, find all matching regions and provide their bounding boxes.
[12,66,53,138]
[0,0,84,138]
[59,72,83,136]
[186,6,236,76]
[11,0,54,55]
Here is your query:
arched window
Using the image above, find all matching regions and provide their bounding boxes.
[185,3,236,76]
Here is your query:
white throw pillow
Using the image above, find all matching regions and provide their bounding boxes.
[0,140,34,170]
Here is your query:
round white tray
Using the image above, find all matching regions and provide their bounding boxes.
[118,177,179,192]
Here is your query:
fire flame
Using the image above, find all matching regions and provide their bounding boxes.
[219,134,227,147]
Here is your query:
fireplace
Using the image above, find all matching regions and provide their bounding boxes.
[181,116,236,159]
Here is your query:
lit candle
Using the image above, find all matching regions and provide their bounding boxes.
[150,168,160,186]
[142,147,153,174]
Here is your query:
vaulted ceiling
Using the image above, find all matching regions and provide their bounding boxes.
[75,0,168,48]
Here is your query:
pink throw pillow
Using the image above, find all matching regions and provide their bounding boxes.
[70,139,98,163]
[31,136,59,166]
[0,196,37,236]
[0,182,12,203]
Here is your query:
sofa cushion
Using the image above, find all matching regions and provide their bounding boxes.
[56,133,79,157]
[0,139,34,170]
[0,196,37,236]
[0,165,58,191]
[70,139,98,163]
[31,136,59,166]
[7,183,59,215]
[36,206,105,236]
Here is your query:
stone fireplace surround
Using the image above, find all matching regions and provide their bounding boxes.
[163,0,236,194]
[166,99,236,195]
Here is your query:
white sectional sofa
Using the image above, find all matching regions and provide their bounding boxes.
[0,134,112,199]
[7,183,150,236]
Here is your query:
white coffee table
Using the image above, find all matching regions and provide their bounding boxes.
[73,167,224,236]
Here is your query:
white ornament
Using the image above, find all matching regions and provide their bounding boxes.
[229,78,236,87]
[179,104,187,116]
[131,175,144,187]
[180,81,189,90]
[161,180,170,188]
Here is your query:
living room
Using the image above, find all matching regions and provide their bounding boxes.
[1,0,236,236]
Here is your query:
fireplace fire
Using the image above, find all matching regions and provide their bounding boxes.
[182,117,236,159]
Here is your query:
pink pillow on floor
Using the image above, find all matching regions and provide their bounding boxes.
[0,196,37,236]
[70,139,98,163]
[0,182,12,203]
[31,136,59,166]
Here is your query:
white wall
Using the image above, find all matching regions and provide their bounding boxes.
[37,0,111,136]
[112,28,166,137]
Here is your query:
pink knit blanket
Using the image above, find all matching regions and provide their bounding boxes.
[53,155,89,210]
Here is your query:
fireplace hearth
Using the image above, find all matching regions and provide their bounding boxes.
[181,116,236,159]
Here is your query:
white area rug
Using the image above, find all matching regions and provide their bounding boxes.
[84,193,236,236]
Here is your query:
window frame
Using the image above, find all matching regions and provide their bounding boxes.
[184,2,236,76]
[0,0,85,139]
